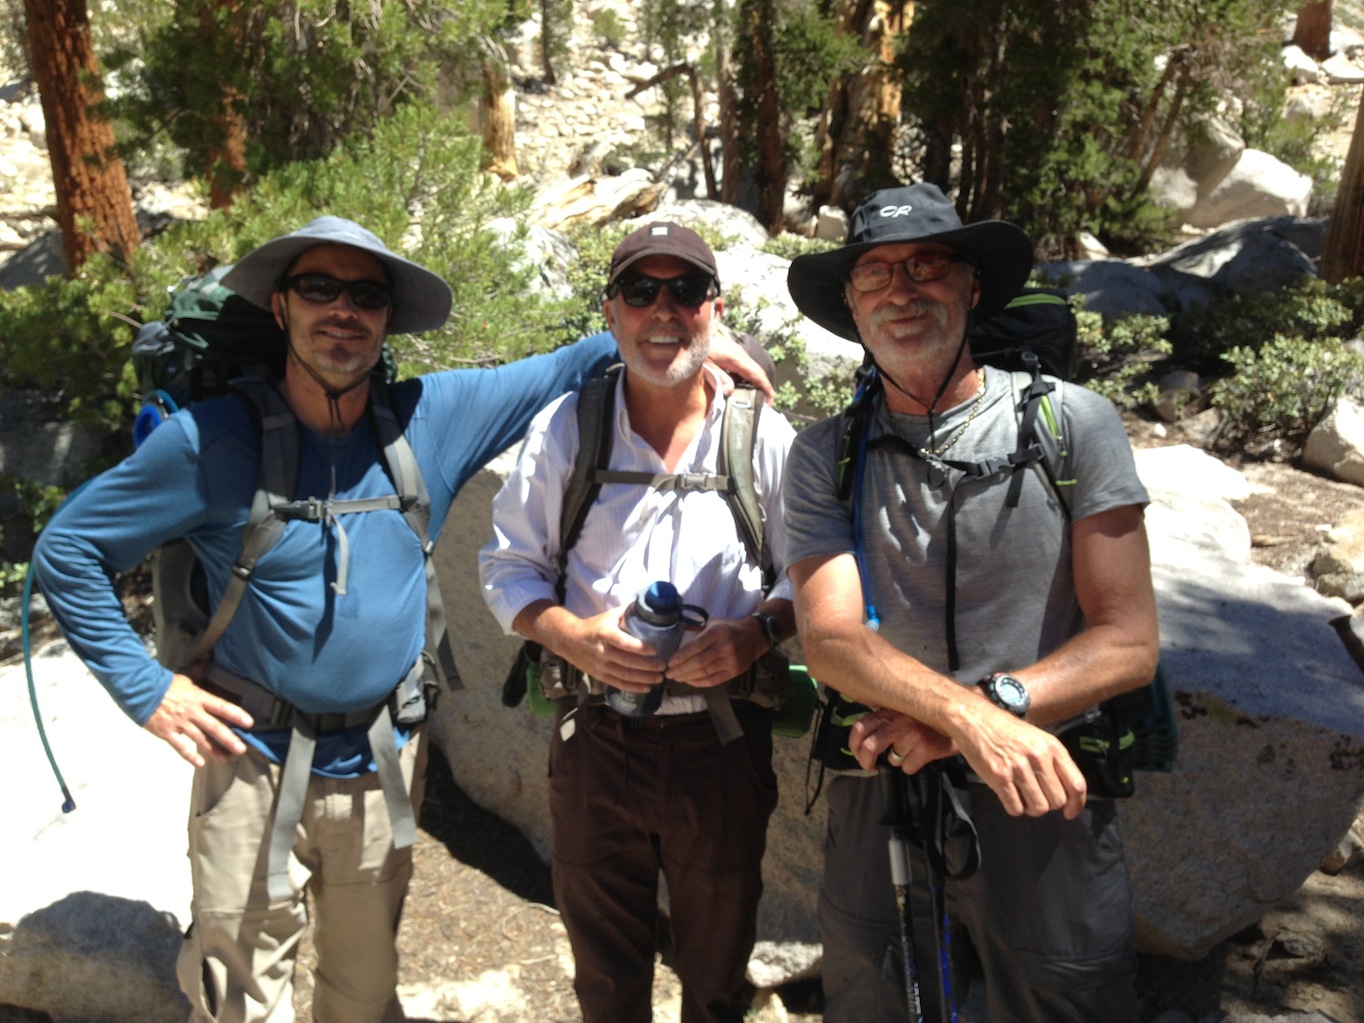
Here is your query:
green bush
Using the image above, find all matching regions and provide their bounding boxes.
[1170,277,1361,370]
[763,234,838,262]
[1073,307,1172,411]
[0,474,67,589]
[592,9,628,49]
[1211,333,1364,454]
[104,0,510,184]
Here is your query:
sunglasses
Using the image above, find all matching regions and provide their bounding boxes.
[608,273,716,309]
[847,252,973,293]
[283,273,393,310]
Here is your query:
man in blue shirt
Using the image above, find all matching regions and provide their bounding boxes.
[35,216,768,1023]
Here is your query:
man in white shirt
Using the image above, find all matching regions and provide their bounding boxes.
[479,222,796,1023]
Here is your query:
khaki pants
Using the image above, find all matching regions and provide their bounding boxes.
[175,729,426,1023]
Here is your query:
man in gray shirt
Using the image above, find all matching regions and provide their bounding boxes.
[782,184,1159,1022]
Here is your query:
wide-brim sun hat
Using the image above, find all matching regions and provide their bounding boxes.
[787,183,1034,343]
[221,216,453,335]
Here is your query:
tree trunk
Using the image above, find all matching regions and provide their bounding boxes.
[748,0,785,232]
[480,45,519,181]
[25,0,140,270]
[1293,0,1332,63]
[540,0,558,86]
[714,0,741,204]
[1321,94,1364,283]
[812,0,911,210]
[198,0,247,209]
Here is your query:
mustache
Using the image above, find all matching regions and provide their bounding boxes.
[868,298,947,327]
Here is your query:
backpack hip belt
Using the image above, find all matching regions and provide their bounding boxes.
[548,654,786,705]
[546,649,788,745]
[202,658,428,900]
[201,660,430,733]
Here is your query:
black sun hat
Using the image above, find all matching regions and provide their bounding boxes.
[787,184,1034,342]
[222,216,453,335]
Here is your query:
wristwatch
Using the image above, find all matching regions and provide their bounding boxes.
[980,672,1030,718]
[751,611,783,648]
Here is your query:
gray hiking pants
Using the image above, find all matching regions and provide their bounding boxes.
[819,772,1138,1023]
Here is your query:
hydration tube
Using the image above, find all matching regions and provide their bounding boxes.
[22,384,178,814]
[23,557,75,813]
[850,370,881,632]
[21,464,113,814]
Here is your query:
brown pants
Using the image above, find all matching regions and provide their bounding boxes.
[548,703,778,1023]
[175,730,426,1023]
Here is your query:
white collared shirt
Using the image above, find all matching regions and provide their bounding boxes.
[479,369,795,711]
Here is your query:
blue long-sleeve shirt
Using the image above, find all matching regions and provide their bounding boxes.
[35,332,617,774]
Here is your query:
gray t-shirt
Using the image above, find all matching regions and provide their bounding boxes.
[785,368,1148,682]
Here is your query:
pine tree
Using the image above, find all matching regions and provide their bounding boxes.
[24,0,141,270]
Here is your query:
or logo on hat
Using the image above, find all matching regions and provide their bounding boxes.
[880,204,915,218]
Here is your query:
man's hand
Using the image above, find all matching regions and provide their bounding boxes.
[547,604,667,693]
[948,700,1088,819]
[144,674,254,767]
[851,700,1088,819]
[706,330,775,400]
[664,616,766,688]
[850,708,956,774]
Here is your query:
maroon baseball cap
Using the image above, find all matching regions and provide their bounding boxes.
[608,222,720,287]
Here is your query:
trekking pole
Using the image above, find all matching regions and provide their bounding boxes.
[914,770,958,1023]
[879,763,924,1023]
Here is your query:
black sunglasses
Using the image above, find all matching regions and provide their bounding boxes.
[283,273,393,310]
[608,273,716,309]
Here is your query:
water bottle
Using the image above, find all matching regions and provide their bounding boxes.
[606,581,688,717]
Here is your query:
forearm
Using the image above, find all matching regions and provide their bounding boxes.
[35,514,174,725]
[805,621,958,723]
[512,599,584,659]
[1013,620,1160,727]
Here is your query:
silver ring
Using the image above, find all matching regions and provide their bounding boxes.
[887,749,906,765]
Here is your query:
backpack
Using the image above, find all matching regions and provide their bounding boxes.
[499,363,815,740]
[811,287,1175,799]
[132,267,457,689]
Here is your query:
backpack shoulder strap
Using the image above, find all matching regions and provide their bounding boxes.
[717,384,769,582]
[369,380,461,689]
[187,376,298,665]
[556,365,623,595]
[1008,353,1074,519]
[557,369,771,586]
[836,367,882,503]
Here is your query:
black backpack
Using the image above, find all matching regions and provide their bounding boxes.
[967,286,1077,379]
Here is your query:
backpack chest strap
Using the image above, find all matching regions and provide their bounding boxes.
[594,467,733,494]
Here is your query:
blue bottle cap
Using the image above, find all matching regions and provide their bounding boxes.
[642,580,680,613]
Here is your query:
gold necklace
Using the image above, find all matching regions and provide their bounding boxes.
[926,367,987,457]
